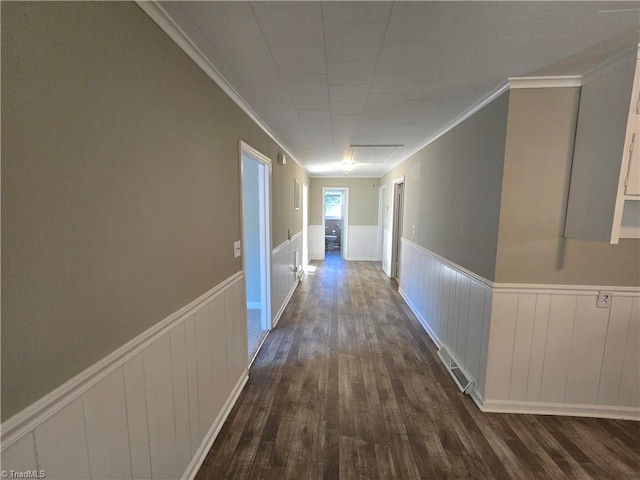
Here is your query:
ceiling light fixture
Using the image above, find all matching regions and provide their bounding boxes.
[342,146,356,173]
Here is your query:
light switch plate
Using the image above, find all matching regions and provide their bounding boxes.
[233,240,241,258]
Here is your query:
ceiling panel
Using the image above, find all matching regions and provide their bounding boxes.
[327,60,376,85]
[324,23,387,62]
[322,1,392,25]
[251,2,323,47]
[167,1,639,177]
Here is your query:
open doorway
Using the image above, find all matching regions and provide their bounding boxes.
[322,187,349,260]
[391,177,405,279]
[240,141,271,364]
[303,183,309,270]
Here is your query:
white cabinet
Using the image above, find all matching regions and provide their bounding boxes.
[565,46,640,243]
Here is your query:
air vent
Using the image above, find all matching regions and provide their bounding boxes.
[437,345,473,394]
[350,144,403,164]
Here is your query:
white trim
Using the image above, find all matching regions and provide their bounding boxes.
[382,82,509,176]
[478,399,639,422]
[135,1,306,175]
[322,187,349,261]
[182,372,249,480]
[492,282,640,296]
[398,287,442,350]
[272,231,302,256]
[508,76,582,89]
[581,45,638,86]
[1,271,244,449]
[272,277,299,328]
[400,238,494,290]
[399,239,640,296]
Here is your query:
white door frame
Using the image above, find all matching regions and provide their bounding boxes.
[321,187,349,260]
[302,183,309,269]
[378,185,386,262]
[390,176,405,279]
[239,140,272,334]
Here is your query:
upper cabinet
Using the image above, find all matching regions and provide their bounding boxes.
[565,46,640,244]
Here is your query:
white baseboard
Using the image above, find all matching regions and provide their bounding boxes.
[247,301,261,310]
[183,372,249,479]
[398,287,443,349]
[346,256,379,261]
[479,398,640,421]
[273,278,299,328]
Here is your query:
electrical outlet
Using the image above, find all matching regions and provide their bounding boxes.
[233,241,241,258]
[597,291,612,308]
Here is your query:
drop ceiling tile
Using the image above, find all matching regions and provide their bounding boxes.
[299,109,331,129]
[183,2,263,52]
[370,73,418,93]
[398,99,439,114]
[271,45,327,75]
[251,2,323,47]
[327,60,376,85]
[385,2,459,43]
[329,84,370,104]
[330,102,367,115]
[282,74,329,95]
[290,93,330,109]
[366,92,407,109]
[325,23,387,62]
[258,103,301,126]
[376,41,438,73]
[322,1,392,24]
[331,114,362,126]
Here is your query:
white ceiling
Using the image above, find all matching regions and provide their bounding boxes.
[158,1,639,177]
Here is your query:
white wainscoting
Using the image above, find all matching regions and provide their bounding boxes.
[1,274,248,480]
[308,225,325,261]
[346,226,379,261]
[398,239,493,399]
[483,286,640,420]
[272,232,302,327]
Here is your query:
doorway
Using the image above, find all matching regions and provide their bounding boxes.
[322,187,349,260]
[391,177,405,279]
[240,142,271,364]
[303,183,309,270]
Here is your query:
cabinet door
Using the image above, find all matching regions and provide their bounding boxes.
[624,60,640,196]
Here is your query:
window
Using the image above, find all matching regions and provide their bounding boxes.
[325,192,342,220]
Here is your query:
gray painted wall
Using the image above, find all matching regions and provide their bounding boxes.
[381,93,510,282]
[309,178,380,226]
[495,87,640,286]
[1,2,307,420]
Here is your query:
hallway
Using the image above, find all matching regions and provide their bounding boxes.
[196,255,640,479]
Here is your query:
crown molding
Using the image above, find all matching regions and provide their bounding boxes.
[135,1,307,174]
[580,44,638,86]
[508,75,582,89]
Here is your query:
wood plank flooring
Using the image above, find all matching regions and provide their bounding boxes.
[196,253,640,479]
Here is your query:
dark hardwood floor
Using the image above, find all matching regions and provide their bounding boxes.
[196,253,640,479]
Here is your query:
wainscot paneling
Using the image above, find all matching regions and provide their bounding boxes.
[308,225,325,261]
[483,286,640,420]
[398,239,493,400]
[346,226,379,261]
[1,273,249,480]
[272,232,302,326]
